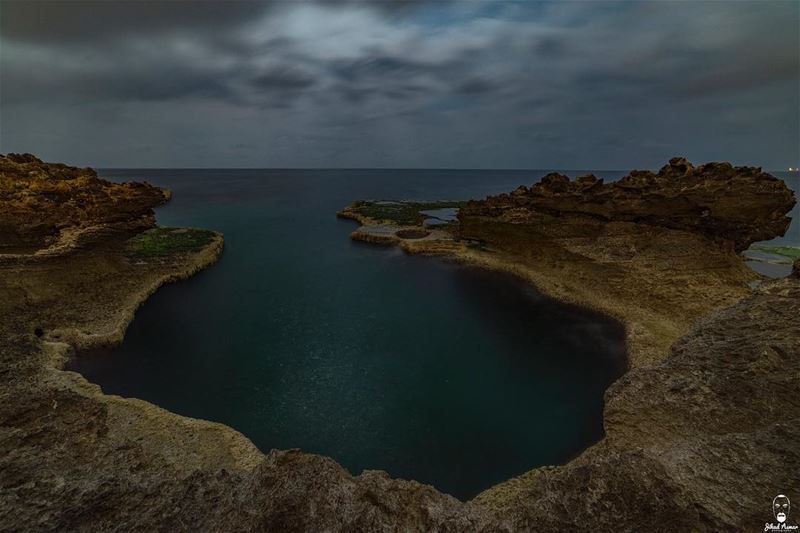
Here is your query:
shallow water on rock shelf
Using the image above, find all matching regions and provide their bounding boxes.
[420,207,460,221]
[67,169,797,500]
[745,172,799,278]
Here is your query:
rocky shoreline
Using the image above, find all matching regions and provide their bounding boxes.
[1,154,798,531]
[340,159,800,529]
[340,158,795,366]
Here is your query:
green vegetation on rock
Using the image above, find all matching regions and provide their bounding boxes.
[752,245,800,260]
[124,227,215,258]
[348,200,466,225]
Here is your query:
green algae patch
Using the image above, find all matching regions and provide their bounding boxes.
[124,227,216,258]
[751,245,800,260]
[347,200,466,225]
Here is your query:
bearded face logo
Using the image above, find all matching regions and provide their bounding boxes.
[774,495,791,524]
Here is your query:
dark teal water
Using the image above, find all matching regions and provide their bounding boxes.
[69,169,643,499]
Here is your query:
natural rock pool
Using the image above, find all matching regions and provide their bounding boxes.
[69,168,630,499]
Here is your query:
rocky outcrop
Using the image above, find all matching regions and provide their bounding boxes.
[452,158,796,365]
[0,153,169,254]
[461,157,795,251]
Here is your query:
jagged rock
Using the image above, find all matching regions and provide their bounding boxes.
[538,171,571,192]
[0,153,169,254]
[461,158,796,251]
[456,159,796,367]
[575,173,603,191]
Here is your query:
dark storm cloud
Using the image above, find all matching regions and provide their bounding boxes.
[0,36,239,104]
[0,0,797,168]
[318,0,453,12]
[455,78,497,95]
[332,56,434,83]
[0,0,270,44]
[327,54,464,103]
[532,35,566,58]
[0,0,444,45]
[250,67,318,90]
[667,52,800,99]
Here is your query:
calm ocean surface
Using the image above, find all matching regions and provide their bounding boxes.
[69,169,797,500]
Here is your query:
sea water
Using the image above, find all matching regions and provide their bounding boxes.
[69,168,796,499]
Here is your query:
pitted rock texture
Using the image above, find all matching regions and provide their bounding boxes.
[460,157,795,251]
[0,153,169,254]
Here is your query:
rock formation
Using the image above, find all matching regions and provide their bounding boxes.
[1,155,798,531]
[452,158,796,365]
[0,153,169,254]
[460,157,795,252]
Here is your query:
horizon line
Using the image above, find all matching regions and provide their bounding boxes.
[97,167,625,171]
[94,166,797,173]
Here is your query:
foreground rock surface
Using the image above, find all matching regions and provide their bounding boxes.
[1,156,798,531]
[475,275,800,530]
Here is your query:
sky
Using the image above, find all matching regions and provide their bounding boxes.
[0,0,798,169]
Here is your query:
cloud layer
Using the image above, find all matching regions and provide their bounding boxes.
[1,0,798,168]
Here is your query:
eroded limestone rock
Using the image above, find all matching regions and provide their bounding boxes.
[461,157,796,251]
[0,153,169,254]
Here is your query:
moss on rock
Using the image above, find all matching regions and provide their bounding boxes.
[752,245,800,260]
[343,200,465,226]
[124,227,216,258]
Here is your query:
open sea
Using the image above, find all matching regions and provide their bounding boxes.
[68,169,797,500]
